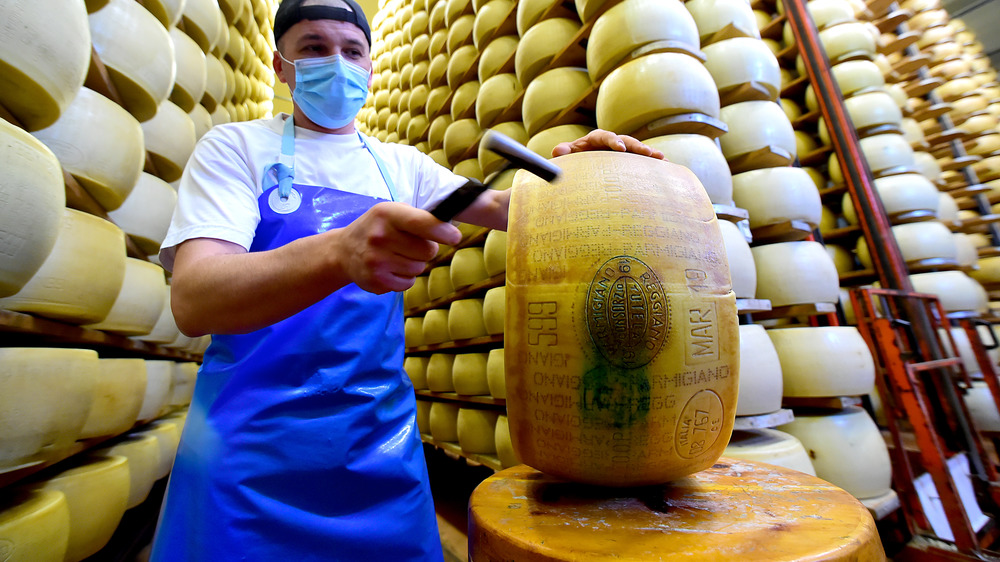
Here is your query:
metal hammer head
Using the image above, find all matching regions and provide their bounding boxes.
[482,129,562,183]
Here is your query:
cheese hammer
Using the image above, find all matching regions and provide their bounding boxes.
[427,129,562,222]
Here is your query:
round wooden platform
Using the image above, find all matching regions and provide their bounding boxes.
[469,458,885,561]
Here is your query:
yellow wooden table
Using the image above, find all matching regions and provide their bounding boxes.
[469,458,885,561]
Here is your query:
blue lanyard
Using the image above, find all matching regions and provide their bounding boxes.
[271,116,398,202]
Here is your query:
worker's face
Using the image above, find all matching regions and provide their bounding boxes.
[273,19,374,91]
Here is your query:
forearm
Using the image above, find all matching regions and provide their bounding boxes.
[454,188,511,231]
[171,232,350,336]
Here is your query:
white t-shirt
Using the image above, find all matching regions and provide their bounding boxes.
[159,114,466,270]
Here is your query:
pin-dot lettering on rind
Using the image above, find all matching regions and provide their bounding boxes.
[675,389,725,460]
[586,256,669,369]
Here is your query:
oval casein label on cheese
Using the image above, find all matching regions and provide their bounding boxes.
[586,255,669,369]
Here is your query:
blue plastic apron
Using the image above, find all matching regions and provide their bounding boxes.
[151,117,443,561]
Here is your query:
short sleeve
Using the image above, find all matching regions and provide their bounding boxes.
[408,149,467,211]
[158,128,262,271]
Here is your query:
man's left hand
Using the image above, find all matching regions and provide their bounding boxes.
[552,129,665,160]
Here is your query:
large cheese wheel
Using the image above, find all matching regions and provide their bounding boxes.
[169,362,198,407]
[447,45,479,88]
[429,402,460,441]
[575,0,613,23]
[723,429,816,475]
[954,233,979,268]
[818,22,877,62]
[914,151,942,182]
[703,38,781,105]
[643,134,733,205]
[427,353,455,392]
[856,221,957,269]
[483,230,507,276]
[189,103,214,140]
[142,420,180,477]
[453,353,490,395]
[479,121,527,176]
[96,435,161,509]
[909,271,988,314]
[458,408,500,453]
[720,220,757,299]
[0,120,65,297]
[454,159,485,181]
[731,167,822,228]
[210,103,232,126]
[423,309,451,345]
[587,0,700,82]
[180,0,223,52]
[832,133,915,183]
[405,356,430,389]
[449,298,488,340]
[451,248,488,289]
[474,0,516,48]
[476,74,522,128]
[517,0,575,35]
[779,407,892,499]
[818,92,902,145]
[404,276,430,309]
[841,173,938,223]
[526,124,594,159]
[451,80,480,120]
[32,88,145,211]
[416,400,432,433]
[827,244,854,275]
[0,209,126,324]
[169,27,208,112]
[0,490,71,562]
[405,317,425,348]
[806,0,855,28]
[89,0,177,122]
[85,258,167,336]
[137,360,174,423]
[447,14,476,54]
[33,455,130,562]
[482,286,505,335]
[429,29,449,58]
[522,67,592,136]
[134,288,180,345]
[412,34,431,63]
[107,173,178,256]
[0,348,98,470]
[0,0,91,131]
[596,53,720,136]
[719,100,797,163]
[443,119,482,165]
[751,241,839,307]
[428,266,454,301]
[768,327,875,397]
[686,0,760,45]
[735,325,783,415]
[507,151,738,486]
[80,358,146,439]
[515,18,584,86]
[487,347,506,399]
[479,36,519,82]
[142,100,198,182]
[971,256,1000,285]
[427,88,452,125]
[495,415,520,468]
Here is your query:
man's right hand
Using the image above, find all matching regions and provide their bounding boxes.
[334,202,463,294]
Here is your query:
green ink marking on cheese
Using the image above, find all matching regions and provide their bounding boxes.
[580,360,651,429]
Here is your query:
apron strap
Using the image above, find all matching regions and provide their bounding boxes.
[268,115,398,203]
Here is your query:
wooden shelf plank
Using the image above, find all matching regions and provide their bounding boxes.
[752,301,837,321]
[0,310,200,361]
[406,334,505,355]
[415,390,506,409]
[420,433,503,471]
[733,408,794,430]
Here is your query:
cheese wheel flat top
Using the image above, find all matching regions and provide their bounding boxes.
[470,460,884,561]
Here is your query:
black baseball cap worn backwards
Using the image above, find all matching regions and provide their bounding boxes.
[274,0,372,47]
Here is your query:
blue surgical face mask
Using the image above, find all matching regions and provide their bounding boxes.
[281,52,370,129]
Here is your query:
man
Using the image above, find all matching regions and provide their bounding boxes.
[150,0,663,559]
